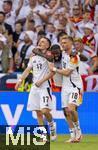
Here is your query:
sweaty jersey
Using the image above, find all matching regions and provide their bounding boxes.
[28,55,50,88]
[62,51,83,90]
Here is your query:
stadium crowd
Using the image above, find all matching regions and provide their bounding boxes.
[0,0,98,77]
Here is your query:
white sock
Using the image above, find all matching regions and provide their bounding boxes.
[69,128,76,139]
[73,121,81,134]
[49,121,55,131]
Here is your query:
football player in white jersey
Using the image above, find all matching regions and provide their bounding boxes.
[15,37,57,141]
[49,35,83,143]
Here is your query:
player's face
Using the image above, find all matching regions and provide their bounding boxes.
[61,38,72,51]
[74,41,83,51]
[38,38,50,50]
[52,49,61,61]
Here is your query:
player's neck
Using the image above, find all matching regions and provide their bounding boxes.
[41,49,47,54]
[65,47,72,55]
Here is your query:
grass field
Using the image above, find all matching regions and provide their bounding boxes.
[51,135,98,150]
[0,135,98,150]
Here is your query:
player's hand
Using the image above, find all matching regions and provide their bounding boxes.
[15,80,22,91]
[35,81,42,87]
[48,62,55,71]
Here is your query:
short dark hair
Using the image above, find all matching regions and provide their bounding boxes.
[57,31,67,42]
[51,44,61,51]
[38,30,46,36]
[0,11,5,17]
[4,0,12,6]
[61,35,73,42]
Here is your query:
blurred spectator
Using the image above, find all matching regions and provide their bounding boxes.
[57,31,68,45]
[0,0,97,79]
[2,0,24,30]
[46,23,57,44]
[0,11,13,35]
[78,10,95,34]
[74,38,98,73]
[12,21,23,58]
[0,11,13,47]
[17,0,60,27]
[18,19,37,46]
[37,30,46,41]
[57,13,71,36]
[68,17,98,54]
[82,23,96,51]
[15,31,35,72]
[0,34,13,73]
[84,0,96,20]
[70,4,83,25]
[79,60,93,75]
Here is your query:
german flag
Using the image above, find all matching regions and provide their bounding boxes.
[70,55,79,65]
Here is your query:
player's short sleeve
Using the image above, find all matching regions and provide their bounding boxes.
[68,55,79,70]
[27,57,33,68]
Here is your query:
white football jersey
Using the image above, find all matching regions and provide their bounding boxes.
[28,55,50,88]
[62,51,83,90]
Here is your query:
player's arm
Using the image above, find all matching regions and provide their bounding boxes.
[54,68,73,76]
[49,55,79,76]
[15,66,31,90]
[15,55,33,91]
[35,71,55,87]
[49,63,73,76]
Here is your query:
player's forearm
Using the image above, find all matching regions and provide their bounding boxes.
[54,68,72,76]
[19,67,31,81]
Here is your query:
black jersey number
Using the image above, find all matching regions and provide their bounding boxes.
[43,96,49,104]
[72,93,78,100]
[37,63,42,70]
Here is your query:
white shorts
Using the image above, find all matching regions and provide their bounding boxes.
[27,85,52,111]
[61,87,82,108]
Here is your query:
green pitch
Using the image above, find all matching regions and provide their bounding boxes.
[0,134,98,150]
[51,135,98,150]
